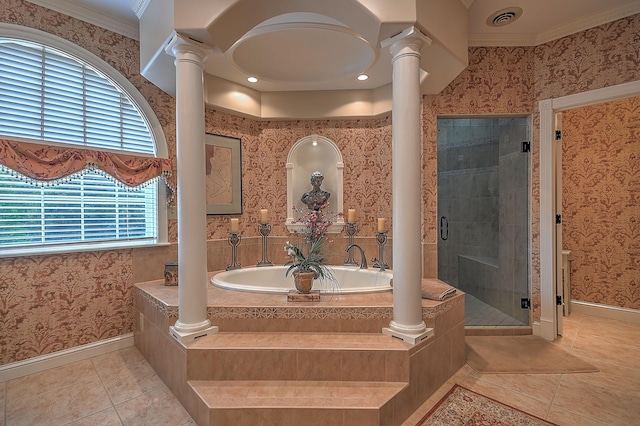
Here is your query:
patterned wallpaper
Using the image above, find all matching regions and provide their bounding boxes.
[199,116,393,241]
[0,0,638,365]
[562,97,640,308]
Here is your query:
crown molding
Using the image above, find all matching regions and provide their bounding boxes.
[468,33,536,47]
[130,0,151,19]
[469,2,640,47]
[535,2,640,45]
[26,0,139,40]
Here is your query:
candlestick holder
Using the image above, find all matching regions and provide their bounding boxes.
[343,222,358,265]
[371,232,389,271]
[257,223,273,266]
[226,232,242,270]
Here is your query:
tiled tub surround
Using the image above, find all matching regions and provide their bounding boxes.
[437,118,530,325]
[134,274,465,425]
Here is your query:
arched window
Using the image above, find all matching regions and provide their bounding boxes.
[0,26,169,255]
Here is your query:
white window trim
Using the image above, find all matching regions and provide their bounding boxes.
[0,23,169,254]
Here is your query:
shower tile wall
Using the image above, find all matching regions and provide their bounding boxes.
[437,117,529,325]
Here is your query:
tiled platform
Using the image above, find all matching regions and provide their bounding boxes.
[4,312,636,425]
[133,273,466,425]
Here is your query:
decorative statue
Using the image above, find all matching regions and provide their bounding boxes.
[301,171,331,211]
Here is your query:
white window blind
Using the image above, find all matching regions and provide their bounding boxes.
[0,37,159,251]
[0,39,155,153]
[0,171,157,248]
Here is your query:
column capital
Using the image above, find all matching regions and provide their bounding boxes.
[381,26,432,59]
[165,32,212,63]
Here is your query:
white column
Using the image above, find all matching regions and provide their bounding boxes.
[166,33,217,343]
[382,27,433,344]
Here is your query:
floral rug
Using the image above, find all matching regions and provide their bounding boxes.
[416,384,557,426]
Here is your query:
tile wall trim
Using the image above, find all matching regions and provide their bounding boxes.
[135,285,464,321]
[570,301,640,324]
[0,333,134,383]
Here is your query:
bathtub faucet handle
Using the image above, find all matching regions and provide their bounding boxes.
[345,244,367,269]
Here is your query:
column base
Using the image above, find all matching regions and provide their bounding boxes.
[169,325,218,344]
[382,326,433,345]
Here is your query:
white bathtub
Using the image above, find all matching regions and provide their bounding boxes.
[211,265,393,294]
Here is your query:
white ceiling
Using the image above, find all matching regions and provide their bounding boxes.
[26,0,640,95]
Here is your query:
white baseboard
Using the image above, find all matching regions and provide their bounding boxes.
[570,300,640,324]
[0,333,134,383]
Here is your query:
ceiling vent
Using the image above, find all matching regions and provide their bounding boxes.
[487,7,523,27]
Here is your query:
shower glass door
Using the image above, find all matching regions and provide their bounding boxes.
[437,117,530,326]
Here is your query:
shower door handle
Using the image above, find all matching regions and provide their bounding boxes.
[440,216,448,241]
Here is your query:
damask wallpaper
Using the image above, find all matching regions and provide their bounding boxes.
[562,97,640,309]
[0,0,638,365]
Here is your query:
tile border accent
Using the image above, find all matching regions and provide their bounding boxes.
[135,286,464,322]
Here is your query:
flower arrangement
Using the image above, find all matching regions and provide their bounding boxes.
[284,201,341,281]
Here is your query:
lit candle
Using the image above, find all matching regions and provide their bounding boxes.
[230,218,239,233]
[347,209,356,223]
[260,209,269,224]
[377,217,386,232]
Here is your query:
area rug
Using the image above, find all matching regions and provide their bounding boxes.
[416,384,557,425]
[466,335,598,374]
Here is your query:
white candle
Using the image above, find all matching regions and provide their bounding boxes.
[347,209,356,223]
[260,209,269,224]
[377,217,386,232]
[230,218,239,232]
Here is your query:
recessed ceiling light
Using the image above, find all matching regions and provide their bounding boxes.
[247,76,258,83]
[357,74,369,81]
[486,7,523,27]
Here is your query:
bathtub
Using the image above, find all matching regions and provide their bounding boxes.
[211,265,393,294]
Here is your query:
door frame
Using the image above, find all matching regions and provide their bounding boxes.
[537,79,640,340]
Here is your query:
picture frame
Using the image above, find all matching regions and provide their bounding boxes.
[204,133,242,215]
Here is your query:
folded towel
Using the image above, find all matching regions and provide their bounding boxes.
[421,278,456,301]
[389,278,457,301]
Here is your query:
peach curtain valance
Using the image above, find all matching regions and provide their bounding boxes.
[0,139,174,195]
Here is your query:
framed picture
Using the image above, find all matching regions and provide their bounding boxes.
[205,133,242,214]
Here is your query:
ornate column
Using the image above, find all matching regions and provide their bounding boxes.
[382,27,433,344]
[166,33,218,342]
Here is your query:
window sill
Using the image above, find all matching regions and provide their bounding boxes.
[0,240,171,259]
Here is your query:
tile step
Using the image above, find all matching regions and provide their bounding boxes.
[185,332,421,382]
[187,331,415,351]
[189,380,407,409]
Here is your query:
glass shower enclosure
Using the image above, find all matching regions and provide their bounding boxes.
[437,117,530,326]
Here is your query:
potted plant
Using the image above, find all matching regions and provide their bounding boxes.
[284,202,339,293]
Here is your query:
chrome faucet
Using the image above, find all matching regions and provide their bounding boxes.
[345,244,367,269]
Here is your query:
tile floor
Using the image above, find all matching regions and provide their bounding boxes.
[2,312,638,425]
[465,293,527,326]
[404,312,640,425]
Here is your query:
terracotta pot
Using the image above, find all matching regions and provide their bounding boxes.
[293,271,315,294]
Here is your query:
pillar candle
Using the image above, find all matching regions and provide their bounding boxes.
[347,209,356,223]
[260,209,269,223]
[230,218,239,232]
[377,217,386,232]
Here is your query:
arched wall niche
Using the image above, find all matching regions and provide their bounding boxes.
[286,134,345,233]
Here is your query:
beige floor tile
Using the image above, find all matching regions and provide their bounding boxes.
[546,406,610,426]
[560,359,640,394]
[66,407,123,425]
[91,346,147,378]
[6,359,98,402]
[115,384,195,425]
[467,370,561,405]
[6,374,111,426]
[551,379,640,425]
[570,336,640,369]
[100,359,166,405]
